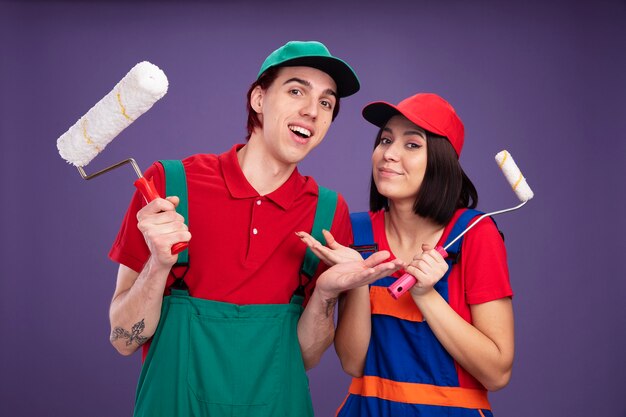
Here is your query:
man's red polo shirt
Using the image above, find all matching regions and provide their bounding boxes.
[109,144,352,305]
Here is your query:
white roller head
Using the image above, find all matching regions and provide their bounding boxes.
[495,150,534,202]
[57,61,169,167]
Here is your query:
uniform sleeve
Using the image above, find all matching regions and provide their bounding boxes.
[461,217,513,305]
[108,162,165,273]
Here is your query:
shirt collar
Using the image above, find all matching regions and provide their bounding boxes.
[220,144,309,210]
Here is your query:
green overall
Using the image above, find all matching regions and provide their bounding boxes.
[133,160,337,417]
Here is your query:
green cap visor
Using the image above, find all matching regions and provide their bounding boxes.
[257,41,360,98]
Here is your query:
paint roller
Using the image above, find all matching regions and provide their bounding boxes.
[388,150,534,299]
[56,61,188,254]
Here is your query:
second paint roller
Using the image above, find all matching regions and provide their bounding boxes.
[56,61,188,254]
[387,150,534,299]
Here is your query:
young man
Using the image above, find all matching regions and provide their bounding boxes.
[108,41,402,417]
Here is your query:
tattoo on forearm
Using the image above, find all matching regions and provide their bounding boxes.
[325,298,338,318]
[110,319,148,346]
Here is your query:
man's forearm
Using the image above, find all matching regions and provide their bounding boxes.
[109,259,170,355]
[297,289,339,370]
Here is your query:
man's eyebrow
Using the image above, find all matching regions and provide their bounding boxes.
[283,77,337,98]
[283,77,311,88]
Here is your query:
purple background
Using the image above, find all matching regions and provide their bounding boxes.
[1,0,625,416]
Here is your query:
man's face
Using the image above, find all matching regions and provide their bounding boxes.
[251,66,338,168]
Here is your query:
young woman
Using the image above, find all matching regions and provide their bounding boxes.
[298,93,514,416]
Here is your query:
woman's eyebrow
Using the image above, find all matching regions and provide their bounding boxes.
[382,126,425,138]
[405,129,426,138]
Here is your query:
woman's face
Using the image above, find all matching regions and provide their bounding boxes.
[372,115,428,204]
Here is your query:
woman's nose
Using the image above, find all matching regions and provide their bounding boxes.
[383,143,400,161]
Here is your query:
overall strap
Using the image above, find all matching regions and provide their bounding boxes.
[300,186,338,279]
[350,212,377,259]
[443,208,484,264]
[158,160,190,265]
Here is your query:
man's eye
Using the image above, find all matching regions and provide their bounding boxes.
[290,89,302,96]
[320,100,333,109]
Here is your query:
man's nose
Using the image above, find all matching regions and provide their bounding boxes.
[300,96,318,119]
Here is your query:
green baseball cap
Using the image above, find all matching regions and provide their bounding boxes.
[257,40,360,98]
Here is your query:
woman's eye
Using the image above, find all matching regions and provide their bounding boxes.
[407,142,421,149]
[380,137,392,145]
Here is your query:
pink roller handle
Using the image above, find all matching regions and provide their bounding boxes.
[133,177,189,255]
[387,246,448,299]
[387,274,417,300]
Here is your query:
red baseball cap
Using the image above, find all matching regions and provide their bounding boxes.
[362,93,465,157]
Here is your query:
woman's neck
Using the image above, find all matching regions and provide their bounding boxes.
[385,201,445,263]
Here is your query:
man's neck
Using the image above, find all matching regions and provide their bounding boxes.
[236,138,296,196]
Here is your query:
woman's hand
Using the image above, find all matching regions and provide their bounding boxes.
[406,244,449,297]
[296,229,363,266]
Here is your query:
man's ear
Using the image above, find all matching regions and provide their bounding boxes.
[250,85,264,113]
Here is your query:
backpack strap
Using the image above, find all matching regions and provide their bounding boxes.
[300,186,338,280]
[349,212,378,259]
[158,160,190,266]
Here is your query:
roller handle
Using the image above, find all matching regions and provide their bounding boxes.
[133,177,189,255]
[387,246,448,299]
